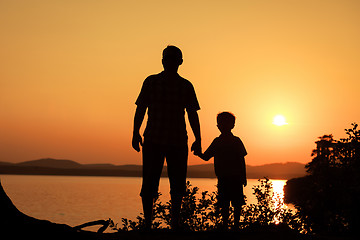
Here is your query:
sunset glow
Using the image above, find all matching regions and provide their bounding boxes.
[1,0,360,166]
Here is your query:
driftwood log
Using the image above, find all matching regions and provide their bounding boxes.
[0,178,114,240]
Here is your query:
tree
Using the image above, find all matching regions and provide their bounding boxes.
[285,123,360,234]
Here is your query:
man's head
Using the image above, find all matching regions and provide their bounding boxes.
[217,112,236,133]
[162,45,183,72]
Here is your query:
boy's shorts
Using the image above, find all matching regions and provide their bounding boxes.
[217,176,246,207]
[140,141,188,199]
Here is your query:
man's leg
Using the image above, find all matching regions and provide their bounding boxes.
[170,194,182,230]
[141,196,154,230]
[166,144,188,230]
[140,142,165,230]
[233,205,241,229]
[220,200,230,229]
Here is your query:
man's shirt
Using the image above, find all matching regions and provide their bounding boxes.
[136,72,200,145]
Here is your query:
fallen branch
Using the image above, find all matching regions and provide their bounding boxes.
[0,178,118,239]
[74,219,111,233]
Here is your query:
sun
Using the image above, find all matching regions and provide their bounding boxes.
[273,115,288,126]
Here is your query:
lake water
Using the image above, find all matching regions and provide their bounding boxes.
[0,175,287,227]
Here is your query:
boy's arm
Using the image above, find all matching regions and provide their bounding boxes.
[200,150,213,161]
[194,140,216,161]
[237,139,247,186]
[194,152,211,161]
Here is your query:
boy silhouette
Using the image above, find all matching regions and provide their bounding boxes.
[132,46,201,230]
[195,112,247,229]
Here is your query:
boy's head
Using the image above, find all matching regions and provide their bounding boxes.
[217,112,235,133]
[162,45,183,72]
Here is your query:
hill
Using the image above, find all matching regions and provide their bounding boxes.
[18,158,82,168]
[0,158,306,179]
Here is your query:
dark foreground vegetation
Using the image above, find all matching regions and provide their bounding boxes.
[0,177,309,240]
[112,179,306,233]
[285,123,360,237]
[0,176,354,239]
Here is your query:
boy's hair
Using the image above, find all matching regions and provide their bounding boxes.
[163,45,183,61]
[217,112,236,128]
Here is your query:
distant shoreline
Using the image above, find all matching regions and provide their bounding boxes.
[0,158,306,180]
[0,173,218,179]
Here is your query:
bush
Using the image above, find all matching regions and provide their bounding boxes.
[241,178,308,233]
[111,178,308,233]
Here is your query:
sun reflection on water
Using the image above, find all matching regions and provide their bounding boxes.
[272,180,285,206]
[271,180,286,224]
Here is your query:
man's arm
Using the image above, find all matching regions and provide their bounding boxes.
[132,105,147,152]
[187,109,201,154]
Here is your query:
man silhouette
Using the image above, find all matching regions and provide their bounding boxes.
[132,45,201,230]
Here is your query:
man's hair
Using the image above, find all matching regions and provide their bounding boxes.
[162,45,183,61]
[217,112,236,127]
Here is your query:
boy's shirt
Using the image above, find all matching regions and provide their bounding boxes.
[203,133,247,178]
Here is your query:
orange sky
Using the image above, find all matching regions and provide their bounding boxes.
[1,0,360,166]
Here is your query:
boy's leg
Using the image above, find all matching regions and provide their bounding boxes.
[232,184,245,229]
[140,141,165,230]
[217,178,231,229]
[166,144,188,230]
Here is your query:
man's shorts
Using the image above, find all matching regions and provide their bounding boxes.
[140,141,188,199]
[217,176,246,207]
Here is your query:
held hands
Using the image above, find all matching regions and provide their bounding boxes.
[132,132,143,152]
[191,139,202,156]
[191,139,208,161]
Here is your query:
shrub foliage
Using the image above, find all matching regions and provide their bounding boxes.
[112,178,308,233]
